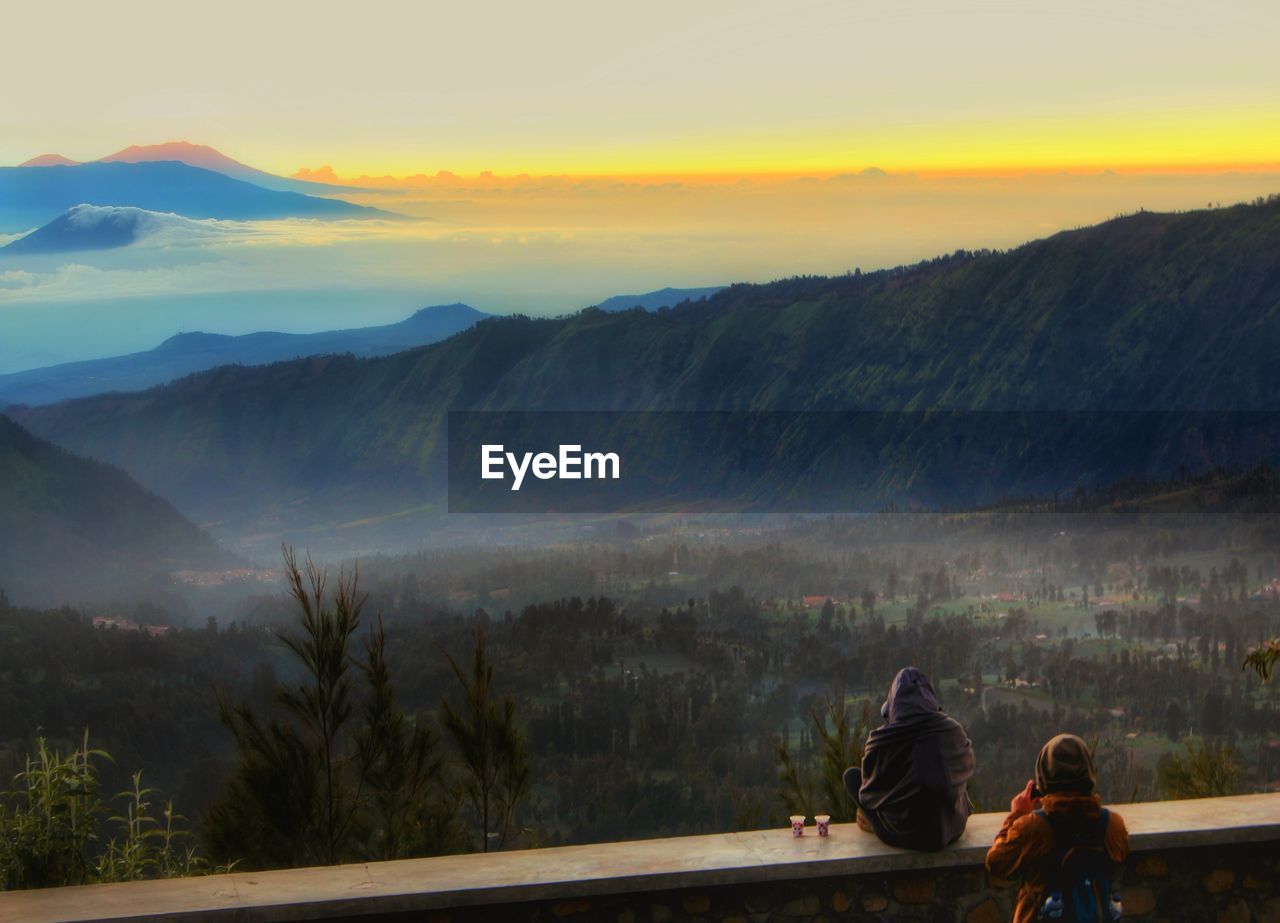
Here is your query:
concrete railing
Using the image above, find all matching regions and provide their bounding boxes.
[4,793,1280,922]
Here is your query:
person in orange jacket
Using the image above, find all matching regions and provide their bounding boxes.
[985,734,1129,923]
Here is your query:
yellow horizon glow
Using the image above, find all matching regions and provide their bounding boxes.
[292,161,1280,185]
[280,107,1280,182]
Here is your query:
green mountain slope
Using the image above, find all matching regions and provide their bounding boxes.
[0,414,238,604]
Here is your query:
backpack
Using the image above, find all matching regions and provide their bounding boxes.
[1034,807,1122,922]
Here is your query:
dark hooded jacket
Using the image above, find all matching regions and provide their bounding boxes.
[858,667,975,850]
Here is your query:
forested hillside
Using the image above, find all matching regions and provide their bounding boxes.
[0,414,236,603]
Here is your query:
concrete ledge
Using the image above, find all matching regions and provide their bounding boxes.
[5,793,1280,922]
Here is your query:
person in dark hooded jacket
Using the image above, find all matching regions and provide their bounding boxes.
[842,666,975,850]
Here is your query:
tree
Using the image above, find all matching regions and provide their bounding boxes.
[274,547,363,865]
[1158,739,1240,799]
[776,689,868,823]
[356,616,454,859]
[207,547,452,868]
[440,625,530,852]
[819,598,835,633]
[207,548,363,867]
[1243,639,1280,681]
[1163,701,1184,742]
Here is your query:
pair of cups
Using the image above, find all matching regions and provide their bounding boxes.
[790,814,830,837]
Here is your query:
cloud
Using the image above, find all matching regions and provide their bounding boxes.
[64,204,243,246]
[0,205,255,259]
[0,269,37,289]
[0,261,240,302]
[292,165,342,183]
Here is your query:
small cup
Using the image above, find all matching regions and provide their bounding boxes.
[790,814,806,837]
[815,814,831,837]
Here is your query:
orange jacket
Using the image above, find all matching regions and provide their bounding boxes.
[985,792,1129,923]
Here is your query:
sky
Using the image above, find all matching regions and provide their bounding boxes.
[4,0,1277,177]
[1,0,1278,373]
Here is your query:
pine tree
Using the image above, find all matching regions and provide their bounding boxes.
[439,626,530,852]
[206,547,453,868]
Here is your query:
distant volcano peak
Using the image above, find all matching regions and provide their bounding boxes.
[19,153,81,167]
[88,141,359,193]
[98,141,252,173]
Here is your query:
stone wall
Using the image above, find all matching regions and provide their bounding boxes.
[369,841,1280,923]
[5,793,1280,923]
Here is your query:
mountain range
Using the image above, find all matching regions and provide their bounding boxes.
[20,154,80,167]
[0,414,236,604]
[594,286,724,312]
[12,197,1280,552]
[0,161,394,235]
[0,304,492,406]
[19,141,357,195]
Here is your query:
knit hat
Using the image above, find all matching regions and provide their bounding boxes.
[1035,733,1097,794]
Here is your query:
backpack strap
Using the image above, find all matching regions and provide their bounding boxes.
[1034,806,1110,849]
[1034,808,1068,873]
[1034,807,1113,890]
[1095,808,1110,846]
